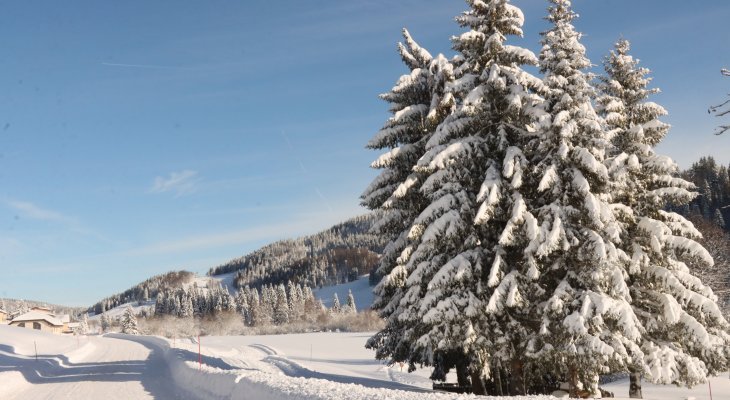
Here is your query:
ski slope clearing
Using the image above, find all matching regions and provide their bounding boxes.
[89,300,155,322]
[313,275,374,311]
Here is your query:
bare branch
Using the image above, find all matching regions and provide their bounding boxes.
[710,68,730,134]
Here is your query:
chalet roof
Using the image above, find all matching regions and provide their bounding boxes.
[0,309,7,314]
[11,311,64,326]
[31,306,53,313]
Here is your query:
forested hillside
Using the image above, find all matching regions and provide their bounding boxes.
[689,215,730,319]
[681,156,730,231]
[208,214,385,289]
[88,270,194,315]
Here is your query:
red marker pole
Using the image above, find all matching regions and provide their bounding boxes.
[198,334,201,371]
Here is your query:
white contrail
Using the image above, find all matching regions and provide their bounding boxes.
[100,62,188,70]
[315,188,334,212]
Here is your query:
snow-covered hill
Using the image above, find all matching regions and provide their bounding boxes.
[88,301,154,321]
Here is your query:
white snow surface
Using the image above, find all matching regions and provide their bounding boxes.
[1,324,728,399]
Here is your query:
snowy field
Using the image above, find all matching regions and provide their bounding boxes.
[1,324,727,399]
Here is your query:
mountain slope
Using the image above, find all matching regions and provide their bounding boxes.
[208,214,385,290]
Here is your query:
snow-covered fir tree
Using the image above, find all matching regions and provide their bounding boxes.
[598,39,730,387]
[363,28,456,372]
[247,289,261,327]
[15,299,29,315]
[345,289,357,314]
[287,281,304,321]
[121,305,138,335]
[518,1,643,396]
[78,314,89,335]
[368,0,545,394]
[235,289,250,324]
[274,284,290,325]
[100,312,111,333]
[331,293,341,314]
[179,292,194,318]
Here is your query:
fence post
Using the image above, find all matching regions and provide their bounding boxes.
[198,334,201,371]
[34,341,37,362]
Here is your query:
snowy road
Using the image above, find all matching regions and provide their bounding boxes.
[0,333,192,400]
[2,325,728,400]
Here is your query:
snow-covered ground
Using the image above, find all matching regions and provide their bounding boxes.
[2,324,727,399]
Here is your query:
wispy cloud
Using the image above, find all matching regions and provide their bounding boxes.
[5,200,75,223]
[150,170,200,197]
[101,62,192,70]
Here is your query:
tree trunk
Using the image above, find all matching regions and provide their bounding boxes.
[629,372,643,398]
[569,366,579,398]
[470,369,487,395]
[494,362,504,396]
[510,359,526,395]
[456,361,470,388]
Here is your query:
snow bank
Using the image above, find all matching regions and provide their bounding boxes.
[0,324,80,355]
[122,334,551,400]
[0,325,95,398]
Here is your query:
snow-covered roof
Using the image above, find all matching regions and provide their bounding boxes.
[31,306,53,313]
[11,311,64,326]
[58,314,70,323]
[0,309,7,314]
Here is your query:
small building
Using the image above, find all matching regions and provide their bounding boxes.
[0,309,7,324]
[9,311,64,334]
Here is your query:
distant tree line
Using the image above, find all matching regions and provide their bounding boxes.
[679,156,730,231]
[152,281,357,327]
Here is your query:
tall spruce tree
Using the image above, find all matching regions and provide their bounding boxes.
[599,39,730,388]
[346,289,357,314]
[523,1,640,395]
[364,29,455,368]
[368,0,544,394]
[274,284,290,325]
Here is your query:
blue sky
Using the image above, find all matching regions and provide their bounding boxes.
[1,1,729,306]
